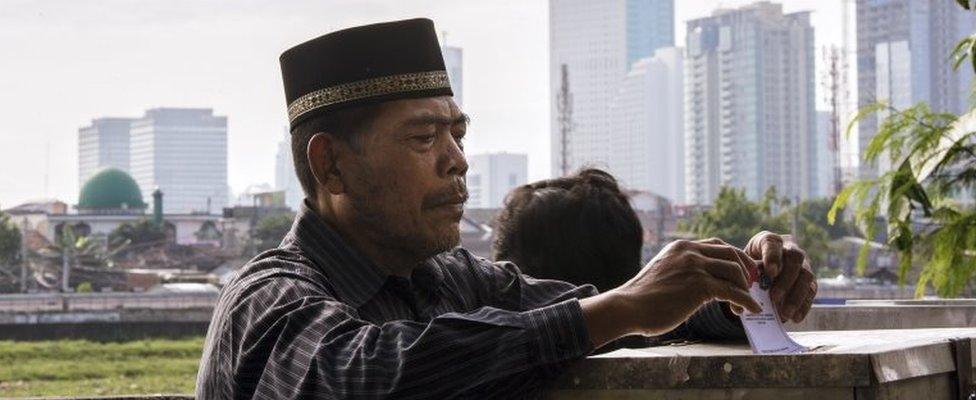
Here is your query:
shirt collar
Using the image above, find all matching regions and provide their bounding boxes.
[284,200,387,308]
[284,200,446,307]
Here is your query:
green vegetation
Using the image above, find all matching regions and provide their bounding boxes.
[0,338,202,397]
[831,0,976,297]
[253,212,295,252]
[682,187,853,271]
[109,219,167,249]
[0,207,22,291]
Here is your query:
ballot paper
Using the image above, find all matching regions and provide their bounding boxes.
[739,268,807,355]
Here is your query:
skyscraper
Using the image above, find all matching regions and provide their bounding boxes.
[442,45,464,108]
[274,131,303,211]
[129,108,228,214]
[549,0,674,178]
[684,2,816,205]
[610,47,684,203]
[466,152,528,209]
[855,0,975,179]
[78,118,134,189]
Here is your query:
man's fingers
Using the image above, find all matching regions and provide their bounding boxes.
[692,243,759,282]
[696,237,730,246]
[792,291,815,323]
[695,243,756,266]
[750,232,784,279]
[779,268,814,321]
[704,277,761,314]
[692,253,750,290]
[770,245,806,306]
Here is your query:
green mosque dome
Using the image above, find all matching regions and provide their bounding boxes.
[78,168,147,211]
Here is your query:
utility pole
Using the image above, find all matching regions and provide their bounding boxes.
[792,195,802,246]
[61,236,70,293]
[556,63,574,177]
[19,217,27,293]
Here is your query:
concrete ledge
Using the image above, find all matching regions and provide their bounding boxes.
[788,301,976,331]
[546,328,976,399]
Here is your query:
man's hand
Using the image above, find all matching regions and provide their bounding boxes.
[744,231,817,323]
[580,239,762,348]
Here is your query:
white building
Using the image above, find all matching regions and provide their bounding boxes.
[610,47,684,203]
[274,131,303,210]
[129,108,228,214]
[466,152,528,209]
[78,118,134,189]
[684,2,817,205]
[550,0,675,178]
[855,0,976,179]
[442,46,463,108]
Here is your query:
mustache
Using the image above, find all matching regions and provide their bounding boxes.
[424,177,469,208]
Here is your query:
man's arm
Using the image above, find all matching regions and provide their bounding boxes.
[474,246,753,347]
[215,273,592,399]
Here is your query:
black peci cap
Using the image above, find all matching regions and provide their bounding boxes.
[280,18,454,129]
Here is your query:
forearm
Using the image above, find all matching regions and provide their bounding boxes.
[265,300,592,398]
[579,291,633,349]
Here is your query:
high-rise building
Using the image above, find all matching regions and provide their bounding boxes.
[274,131,303,211]
[466,152,528,209]
[78,118,135,189]
[129,108,228,214]
[855,0,975,179]
[550,0,674,178]
[684,2,816,205]
[442,46,463,108]
[610,47,684,203]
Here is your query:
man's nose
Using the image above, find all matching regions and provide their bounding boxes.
[439,132,468,178]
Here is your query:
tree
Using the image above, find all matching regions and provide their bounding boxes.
[0,208,22,290]
[253,213,295,253]
[830,0,976,297]
[683,187,841,270]
[683,187,789,248]
[108,219,167,250]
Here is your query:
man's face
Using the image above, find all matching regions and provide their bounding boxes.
[338,96,468,261]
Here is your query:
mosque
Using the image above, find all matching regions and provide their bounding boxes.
[6,168,222,246]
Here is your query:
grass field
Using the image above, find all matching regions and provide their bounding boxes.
[0,337,203,397]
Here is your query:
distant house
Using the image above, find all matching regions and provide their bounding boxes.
[829,236,902,284]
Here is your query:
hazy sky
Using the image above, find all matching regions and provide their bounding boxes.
[0,0,843,207]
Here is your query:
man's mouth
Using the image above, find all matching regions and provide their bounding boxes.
[429,195,467,210]
[425,180,469,210]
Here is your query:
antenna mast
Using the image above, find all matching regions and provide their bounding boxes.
[821,45,846,196]
[556,63,574,177]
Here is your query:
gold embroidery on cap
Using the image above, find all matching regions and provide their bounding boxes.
[288,71,451,123]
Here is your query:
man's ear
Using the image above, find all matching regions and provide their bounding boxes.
[307,133,345,195]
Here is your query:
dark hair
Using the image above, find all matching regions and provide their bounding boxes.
[290,104,384,201]
[492,169,643,292]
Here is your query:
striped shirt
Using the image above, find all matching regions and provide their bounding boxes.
[196,202,597,399]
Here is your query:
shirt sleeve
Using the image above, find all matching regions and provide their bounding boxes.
[469,251,743,346]
[214,265,593,399]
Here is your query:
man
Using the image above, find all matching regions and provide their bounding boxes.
[197,18,816,399]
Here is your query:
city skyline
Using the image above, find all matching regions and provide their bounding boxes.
[684,2,817,204]
[0,0,845,208]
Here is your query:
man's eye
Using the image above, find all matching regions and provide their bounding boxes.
[413,134,435,144]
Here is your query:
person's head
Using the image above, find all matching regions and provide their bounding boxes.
[492,169,643,291]
[280,19,468,268]
[292,97,469,265]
